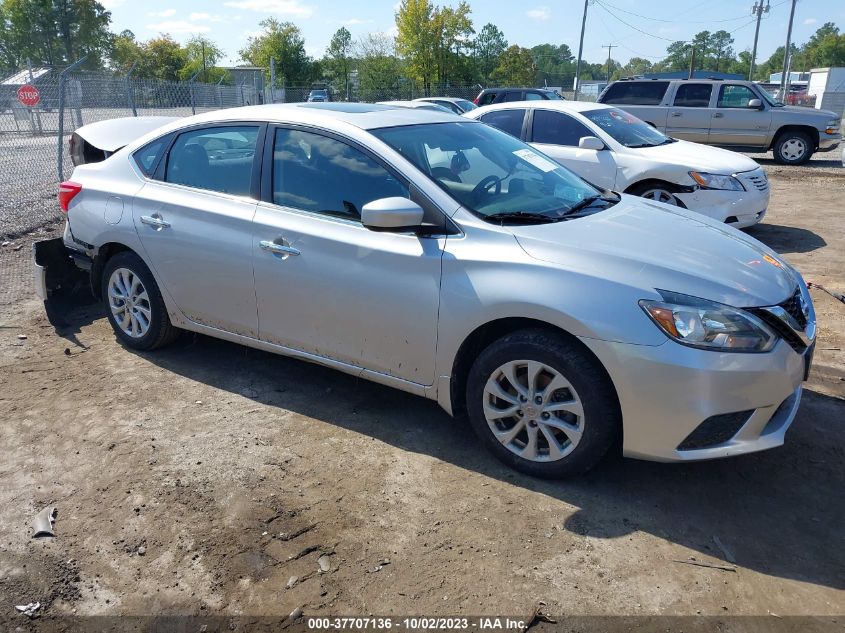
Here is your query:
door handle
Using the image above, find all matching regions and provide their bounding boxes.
[671,111,682,117]
[140,214,170,229]
[260,240,300,258]
[713,112,724,118]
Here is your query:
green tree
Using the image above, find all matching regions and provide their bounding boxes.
[710,30,734,72]
[326,26,353,99]
[473,23,507,85]
[491,45,535,86]
[613,56,652,80]
[354,32,402,101]
[432,1,473,84]
[179,35,225,82]
[239,18,312,86]
[658,40,692,72]
[108,29,144,74]
[395,0,436,93]
[141,35,186,81]
[800,23,845,68]
[530,43,574,87]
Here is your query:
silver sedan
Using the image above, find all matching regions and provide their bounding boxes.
[35,103,816,477]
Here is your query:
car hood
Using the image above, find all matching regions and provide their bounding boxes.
[511,196,797,308]
[776,104,839,119]
[629,139,761,174]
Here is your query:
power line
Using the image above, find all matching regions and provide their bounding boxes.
[597,0,750,25]
[593,1,683,43]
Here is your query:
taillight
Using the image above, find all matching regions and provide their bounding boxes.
[58,181,82,212]
[473,97,479,105]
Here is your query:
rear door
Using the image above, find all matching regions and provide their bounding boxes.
[710,84,771,148]
[528,109,617,190]
[132,123,264,337]
[477,109,528,139]
[666,83,714,143]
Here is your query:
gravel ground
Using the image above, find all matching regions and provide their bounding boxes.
[0,158,843,631]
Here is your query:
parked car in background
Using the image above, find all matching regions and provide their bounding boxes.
[307,88,330,102]
[376,100,454,113]
[36,103,816,478]
[474,87,564,106]
[414,97,478,114]
[466,101,770,228]
[597,78,841,165]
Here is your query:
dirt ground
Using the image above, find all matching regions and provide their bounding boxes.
[0,158,843,630]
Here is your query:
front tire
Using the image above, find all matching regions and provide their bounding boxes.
[628,182,682,206]
[465,329,620,478]
[101,251,178,351]
[773,130,813,165]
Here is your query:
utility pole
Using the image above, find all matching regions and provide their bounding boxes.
[749,0,770,81]
[688,45,697,79]
[201,40,207,83]
[574,0,590,100]
[602,44,616,83]
[780,0,798,98]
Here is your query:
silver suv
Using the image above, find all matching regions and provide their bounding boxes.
[598,79,841,165]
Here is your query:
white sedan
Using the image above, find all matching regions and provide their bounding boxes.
[465,100,770,228]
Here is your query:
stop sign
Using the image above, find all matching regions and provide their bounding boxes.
[17,83,40,107]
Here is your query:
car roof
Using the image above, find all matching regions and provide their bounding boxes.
[480,87,556,93]
[611,78,750,85]
[150,102,462,134]
[415,97,468,103]
[470,100,611,115]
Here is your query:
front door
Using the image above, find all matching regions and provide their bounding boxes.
[665,83,714,143]
[528,109,617,190]
[132,124,263,337]
[710,84,772,148]
[252,127,444,385]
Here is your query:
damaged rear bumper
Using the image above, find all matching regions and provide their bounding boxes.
[33,238,92,300]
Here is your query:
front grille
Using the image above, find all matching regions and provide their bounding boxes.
[749,287,809,353]
[737,169,769,192]
[780,288,808,328]
[678,410,754,451]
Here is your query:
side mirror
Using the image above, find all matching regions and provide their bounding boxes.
[747,99,763,109]
[361,197,424,231]
[578,136,605,151]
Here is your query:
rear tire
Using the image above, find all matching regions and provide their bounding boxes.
[465,329,620,478]
[101,251,178,351]
[773,130,813,165]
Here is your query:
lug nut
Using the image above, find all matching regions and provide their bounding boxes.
[534,396,543,405]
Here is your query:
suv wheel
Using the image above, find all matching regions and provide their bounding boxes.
[773,130,813,165]
[102,251,179,351]
[465,329,619,478]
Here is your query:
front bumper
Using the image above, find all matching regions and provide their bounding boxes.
[674,173,769,229]
[580,335,809,462]
[818,133,841,152]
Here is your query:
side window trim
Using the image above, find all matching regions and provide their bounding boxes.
[152,122,266,200]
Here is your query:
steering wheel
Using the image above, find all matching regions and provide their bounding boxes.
[471,175,502,201]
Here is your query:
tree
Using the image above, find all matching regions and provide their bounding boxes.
[431,1,473,84]
[326,26,353,99]
[473,23,507,85]
[354,32,402,101]
[710,30,734,72]
[179,35,225,82]
[530,43,574,87]
[108,29,144,74]
[800,23,845,68]
[240,18,312,86]
[395,0,436,93]
[142,35,186,81]
[658,40,692,72]
[614,56,652,79]
[491,45,535,86]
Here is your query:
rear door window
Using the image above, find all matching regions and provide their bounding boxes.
[164,126,260,196]
[479,109,526,138]
[531,110,594,146]
[479,92,497,106]
[601,81,670,105]
[502,91,524,102]
[673,84,713,107]
[133,137,168,176]
[525,92,544,101]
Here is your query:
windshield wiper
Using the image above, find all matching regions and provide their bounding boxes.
[564,193,619,215]
[483,211,561,225]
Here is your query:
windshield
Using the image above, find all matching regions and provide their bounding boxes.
[582,108,673,148]
[759,89,784,107]
[311,90,327,96]
[456,99,477,111]
[372,122,605,222]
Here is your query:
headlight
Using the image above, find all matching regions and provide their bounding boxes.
[689,171,745,191]
[640,291,776,352]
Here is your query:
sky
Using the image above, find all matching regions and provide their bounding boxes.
[99,0,845,69]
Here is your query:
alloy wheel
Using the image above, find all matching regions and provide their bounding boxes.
[108,267,152,338]
[482,360,585,462]
[639,188,679,205]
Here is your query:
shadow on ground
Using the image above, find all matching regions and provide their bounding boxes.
[746,223,827,254]
[120,329,845,593]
